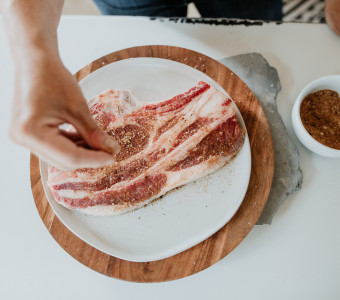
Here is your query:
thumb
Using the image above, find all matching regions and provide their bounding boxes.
[70,109,120,155]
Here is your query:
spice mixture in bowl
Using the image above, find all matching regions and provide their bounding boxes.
[292,75,340,158]
[300,89,340,150]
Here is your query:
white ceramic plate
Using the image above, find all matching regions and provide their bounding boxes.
[40,57,251,262]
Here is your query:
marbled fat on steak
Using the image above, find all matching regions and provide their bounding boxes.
[48,81,245,216]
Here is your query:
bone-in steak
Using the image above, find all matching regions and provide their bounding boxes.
[48,82,245,216]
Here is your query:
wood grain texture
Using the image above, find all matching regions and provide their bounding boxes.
[30,45,274,282]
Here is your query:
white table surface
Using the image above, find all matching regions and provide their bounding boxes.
[0,16,339,300]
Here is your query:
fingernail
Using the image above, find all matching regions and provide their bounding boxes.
[104,138,120,154]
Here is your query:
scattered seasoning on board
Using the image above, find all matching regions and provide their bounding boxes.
[300,89,340,150]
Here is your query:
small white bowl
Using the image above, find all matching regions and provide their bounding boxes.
[292,75,340,158]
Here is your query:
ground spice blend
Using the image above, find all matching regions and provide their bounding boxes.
[300,89,340,150]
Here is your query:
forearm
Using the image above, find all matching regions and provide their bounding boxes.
[325,0,340,36]
[0,0,64,67]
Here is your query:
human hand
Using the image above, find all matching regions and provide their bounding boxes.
[10,54,120,170]
[325,0,340,36]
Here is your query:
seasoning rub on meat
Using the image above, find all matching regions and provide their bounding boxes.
[48,81,245,216]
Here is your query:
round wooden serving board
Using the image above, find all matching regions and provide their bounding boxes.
[30,45,274,282]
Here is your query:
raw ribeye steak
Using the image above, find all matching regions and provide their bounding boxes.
[48,81,245,216]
